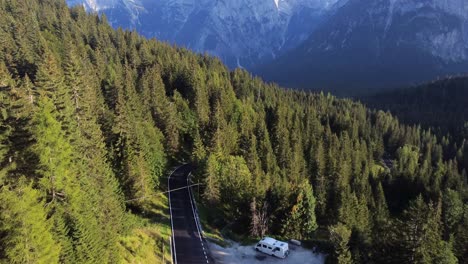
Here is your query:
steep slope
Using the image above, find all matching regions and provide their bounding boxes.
[257,0,468,95]
[66,0,343,68]
[364,75,468,135]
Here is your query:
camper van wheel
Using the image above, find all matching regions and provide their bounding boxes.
[255,248,259,252]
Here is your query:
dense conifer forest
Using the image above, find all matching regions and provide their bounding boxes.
[364,76,468,139]
[0,0,467,263]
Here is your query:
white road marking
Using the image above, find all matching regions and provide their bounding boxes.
[168,164,186,264]
[187,172,210,263]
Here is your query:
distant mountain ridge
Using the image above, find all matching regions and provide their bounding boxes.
[256,0,468,94]
[67,0,344,68]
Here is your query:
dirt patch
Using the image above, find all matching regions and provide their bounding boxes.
[208,240,326,264]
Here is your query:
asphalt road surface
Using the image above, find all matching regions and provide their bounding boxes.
[169,164,213,264]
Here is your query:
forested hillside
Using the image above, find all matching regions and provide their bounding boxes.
[364,76,468,139]
[0,0,467,263]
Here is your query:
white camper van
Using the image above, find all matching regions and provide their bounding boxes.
[254,237,290,258]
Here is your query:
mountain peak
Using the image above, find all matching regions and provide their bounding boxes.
[68,0,119,11]
[274,0,280,9]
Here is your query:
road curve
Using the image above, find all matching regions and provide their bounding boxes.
[169,164,213,264]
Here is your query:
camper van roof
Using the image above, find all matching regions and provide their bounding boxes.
[261,237,288,250]
[261,237,276,244]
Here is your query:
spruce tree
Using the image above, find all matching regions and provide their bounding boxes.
[454,204,468,262]
[31,95,74,204]
[0,183,60,264]
[329,223,353,264]
[203,153,221,205]
[281,180,318,239]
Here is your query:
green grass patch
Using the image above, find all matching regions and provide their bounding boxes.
[196,199,256,247]
[118,193,172,263]
[197,202,231,247]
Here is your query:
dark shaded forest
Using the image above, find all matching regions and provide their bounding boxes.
[364,76,468,138]
[0,0,466,263]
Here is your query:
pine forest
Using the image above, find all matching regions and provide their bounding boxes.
[0,0,467,263]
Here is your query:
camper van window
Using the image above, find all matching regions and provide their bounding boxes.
[257,244,261,247]
[274,247,280,251]
[262,245,267,248]
[268,247,272,250]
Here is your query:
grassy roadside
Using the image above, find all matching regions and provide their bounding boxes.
[118,193,172,264]
[195,198,257,247]
[197,203,231,247]
[189,170,241,248]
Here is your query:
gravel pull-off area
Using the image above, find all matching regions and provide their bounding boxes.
[208,241,326,264]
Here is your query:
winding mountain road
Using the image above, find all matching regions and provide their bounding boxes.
[168,164,213,264]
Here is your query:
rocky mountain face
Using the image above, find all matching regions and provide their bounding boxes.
[67,0,342,68]
[256,0,468,94]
